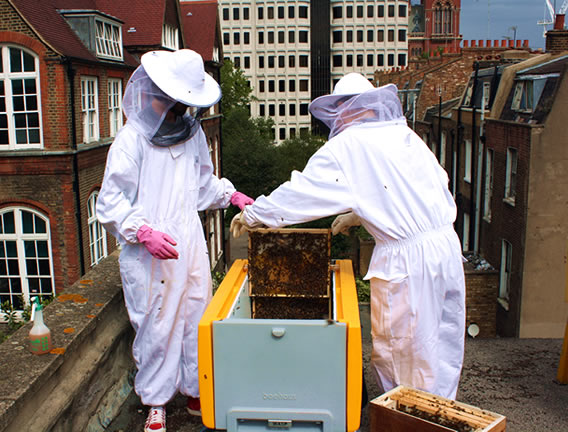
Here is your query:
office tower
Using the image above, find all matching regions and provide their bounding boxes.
[220,1,409,141]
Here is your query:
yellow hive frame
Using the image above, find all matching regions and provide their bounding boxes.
[198,259,362,431]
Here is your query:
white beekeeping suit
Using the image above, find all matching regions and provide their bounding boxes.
[232,73,465,399]
[96,50,253,425]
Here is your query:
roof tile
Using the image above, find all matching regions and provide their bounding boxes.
[180,0,218,61]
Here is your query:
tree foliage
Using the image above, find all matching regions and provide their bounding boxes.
[220,59,255,114]
[219,60,327,225]
[272,134,325,184]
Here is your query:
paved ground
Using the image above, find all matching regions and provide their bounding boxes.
[106,233,568,432]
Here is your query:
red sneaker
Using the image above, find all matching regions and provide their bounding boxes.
[186,396,201,416]
[145,406,166,432]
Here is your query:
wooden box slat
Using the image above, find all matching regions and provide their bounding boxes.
[370,386,506,432]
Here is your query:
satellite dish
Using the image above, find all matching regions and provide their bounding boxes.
[467,323,480,338]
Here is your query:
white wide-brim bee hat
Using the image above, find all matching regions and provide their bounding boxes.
[309,73,404,138]
[141,49,221,107]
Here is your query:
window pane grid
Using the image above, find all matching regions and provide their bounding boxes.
[81,77,99,142]
[95,20,123,60]
[108,79,123,137]
[88,193,107,266]
[1,46,42,149]
[0,209,54,314]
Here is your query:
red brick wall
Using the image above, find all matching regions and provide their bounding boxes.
[78,146,117,269]
[465,269,498,337]
[480,120,532,336]
[0,4,132,293]
[545,29,568,54]
[0,157,79,291]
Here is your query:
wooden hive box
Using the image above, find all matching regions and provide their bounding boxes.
[248,228,331,320]
[370,386,506,432]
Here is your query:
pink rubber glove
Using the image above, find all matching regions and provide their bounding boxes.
[230,191,254,210]
[136,225,178,260]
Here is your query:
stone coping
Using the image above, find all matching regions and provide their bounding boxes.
[0,251,124,428]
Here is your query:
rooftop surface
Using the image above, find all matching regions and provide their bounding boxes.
[105,233,568,432]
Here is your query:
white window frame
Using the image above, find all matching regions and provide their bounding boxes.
[95,18,123,60]
[464,139,472,183]
[0,207,55,318]
[483,148,494,222]
[208,213,215,268]
[87,192,107,266]
[499,239,512,309]
[462,212,470,252]
[162,24,179,50]
[511,80,534,112]
[81,76,99,143]
[463,83,473,106]
[452,146,457,198]
[108,78,123,137]
[431,135,437,156]
[0,45,43,150]
[504,147,518,205]
[215,210,222,262]
[440,131,447,167]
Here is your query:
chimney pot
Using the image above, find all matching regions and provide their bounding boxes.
[555,14,565,30]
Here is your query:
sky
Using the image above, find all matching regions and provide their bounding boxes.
[458,0,561,50]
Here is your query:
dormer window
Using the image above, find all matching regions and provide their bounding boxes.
[162,24,179,50]
[95,18,123,60]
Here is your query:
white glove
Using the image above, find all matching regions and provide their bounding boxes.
[331,212,361,235]
[230,211,258,238]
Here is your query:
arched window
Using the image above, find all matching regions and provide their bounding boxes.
[88,192,107,266]
[443,4,453,34]
[433,2,453,35]
[0,45,43,150]
[0,208,54,315]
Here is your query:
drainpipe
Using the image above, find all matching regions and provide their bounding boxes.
[468,62,480,252]
[65,58,86,276]
[216,66,229,270]
[456,106,462,200]
[470,105,477,253]
[456,106,463,236]
[437,87,442,161]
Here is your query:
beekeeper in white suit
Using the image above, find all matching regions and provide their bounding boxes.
[231,72,465,400]
[97,49,253,432]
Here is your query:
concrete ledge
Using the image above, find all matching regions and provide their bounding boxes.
[0,251,135,432]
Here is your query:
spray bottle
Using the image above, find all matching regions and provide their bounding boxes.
[29,296,52,355]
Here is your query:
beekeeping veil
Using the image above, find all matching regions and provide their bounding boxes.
[309,73,405,139]
[122,49,222,146]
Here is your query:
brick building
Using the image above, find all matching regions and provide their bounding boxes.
[375,19,568,337]
[0,0,227,319]
[408,0,462,58]
[180,0,227,272]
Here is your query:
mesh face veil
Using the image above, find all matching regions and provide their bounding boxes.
[309,84,406,139]
[122,66,198,146]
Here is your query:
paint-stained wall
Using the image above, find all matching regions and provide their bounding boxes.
[521,71,568,338]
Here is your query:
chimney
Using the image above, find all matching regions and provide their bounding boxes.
[546,14,568,54]
[555,14,565,30]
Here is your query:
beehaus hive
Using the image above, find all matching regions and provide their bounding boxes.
[198,228,362,432]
